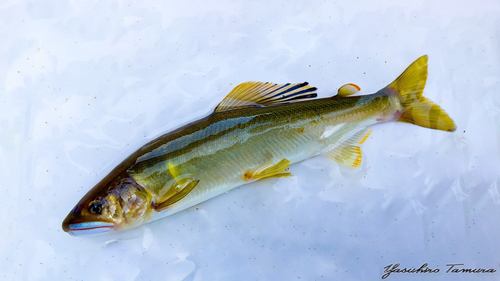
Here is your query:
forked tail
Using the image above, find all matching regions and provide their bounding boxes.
[387,55,456,132]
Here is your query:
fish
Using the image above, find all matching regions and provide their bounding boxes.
[62,55,456,236]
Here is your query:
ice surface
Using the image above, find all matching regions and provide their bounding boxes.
[2,0,500,280]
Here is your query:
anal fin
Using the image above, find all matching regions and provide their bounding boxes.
[243,158,292,181]
[325,144,363,167]
[324,129,371,168]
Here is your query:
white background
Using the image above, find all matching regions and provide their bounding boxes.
[2,0,499,280]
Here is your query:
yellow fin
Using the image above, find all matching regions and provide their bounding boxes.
[243,158,292,181]
[388,55,428,106]
[154,178,199,212]
[215,82,317,112]
[325,144,362,167]
[387,55,456,132]
[398,96,456,131]
[324,129,371,167]
[337,83,361,97]
[356,129,372,144]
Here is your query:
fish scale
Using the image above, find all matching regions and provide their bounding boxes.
[144,95,390,219]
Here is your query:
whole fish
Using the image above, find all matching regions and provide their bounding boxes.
[62,55,456,236]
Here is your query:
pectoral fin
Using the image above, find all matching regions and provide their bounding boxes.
[154,178,200,212]
[243,158,292,181]
[324,129,371,167]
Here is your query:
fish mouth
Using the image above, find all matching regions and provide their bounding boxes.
[65,221,114,236]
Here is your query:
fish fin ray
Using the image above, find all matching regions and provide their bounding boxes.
[323,128,371,167]
[397,96,456,132]
[214,82,317,112]
[243,158,292,181]
[325,144,363,168]
[355,128,372,144]
[337,83,361,97]
[256,172,292,182]
[388,55,456,132]
[388,55,428,105]
[154,178,199,212]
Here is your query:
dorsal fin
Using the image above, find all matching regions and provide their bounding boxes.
[337,83,361,97]
[214,81,317,112]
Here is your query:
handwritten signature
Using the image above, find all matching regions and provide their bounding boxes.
[382,263,496,279]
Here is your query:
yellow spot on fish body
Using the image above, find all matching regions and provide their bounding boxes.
[168,162,179,178]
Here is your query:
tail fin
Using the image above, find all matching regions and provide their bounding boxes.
[388,55,456,132]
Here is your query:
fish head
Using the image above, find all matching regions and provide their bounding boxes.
[62,172,153,236]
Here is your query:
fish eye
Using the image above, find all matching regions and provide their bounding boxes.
[88,200,103,215]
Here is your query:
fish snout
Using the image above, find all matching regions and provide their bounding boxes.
[62,211,76,233]
[62,207,114,236]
